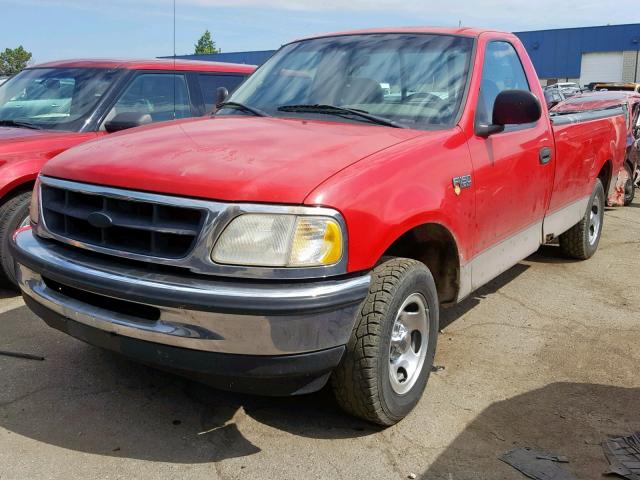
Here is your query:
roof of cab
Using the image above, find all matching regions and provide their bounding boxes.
[296,26,501,42]
[28,58,256,74]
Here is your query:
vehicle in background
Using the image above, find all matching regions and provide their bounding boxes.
[551,90,640,205]
[0,59,256,287]
[545,82,581,98]
[0,76,10,86]
[594,82,640,93]
[11,28,627,426]
[543,86,566,109]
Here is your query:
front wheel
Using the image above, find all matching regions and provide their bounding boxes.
[0,191,31,289]
[331,258,439,426]
[559,179,604,260]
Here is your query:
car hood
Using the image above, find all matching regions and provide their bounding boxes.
[0,127,82,152]
[42,116,424,204]
[0,127,95,177]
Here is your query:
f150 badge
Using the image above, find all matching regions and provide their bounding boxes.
[452,175,472,195]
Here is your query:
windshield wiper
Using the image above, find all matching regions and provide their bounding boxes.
[216,101,271,117]
[277,104,404,128]
[0,119,42,130]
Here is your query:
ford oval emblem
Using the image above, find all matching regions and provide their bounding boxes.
[87,211,113,228]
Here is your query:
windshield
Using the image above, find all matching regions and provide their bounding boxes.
[222,33,474,129]
[0,67,122,131]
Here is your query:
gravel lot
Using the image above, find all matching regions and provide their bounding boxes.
[1,201,639,480]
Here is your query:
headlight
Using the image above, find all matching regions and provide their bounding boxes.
[212,214,343,267]
[29,177,41,224]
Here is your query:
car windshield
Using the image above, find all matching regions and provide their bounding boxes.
[0,67,122,131]
[221,33,474,129]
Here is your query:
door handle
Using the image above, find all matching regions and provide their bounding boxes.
[539,147,552,165]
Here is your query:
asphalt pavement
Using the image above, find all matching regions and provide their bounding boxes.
[1,201,639,479]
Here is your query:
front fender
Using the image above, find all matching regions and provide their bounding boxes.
[304,128,475,272]
[0,131,97,202]
[0,161,39,201]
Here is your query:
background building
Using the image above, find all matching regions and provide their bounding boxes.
[162,50,274,66]
[166,23,640,87]
[515,23,640,86]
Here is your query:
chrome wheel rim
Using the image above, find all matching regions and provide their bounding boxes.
[19,215,30,228]
[588,192,601,246]
[388,293,429,395]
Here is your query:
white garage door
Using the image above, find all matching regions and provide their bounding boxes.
[580,52,623,85]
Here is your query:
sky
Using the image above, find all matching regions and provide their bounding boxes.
[1,0,639,64]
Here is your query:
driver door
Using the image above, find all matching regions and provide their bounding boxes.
[466,38,554,289]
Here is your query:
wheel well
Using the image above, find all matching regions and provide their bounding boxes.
[1,181,35,205]
[598,160,612,192]
[383,223,460,304]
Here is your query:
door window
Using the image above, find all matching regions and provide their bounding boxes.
[198,74,246,111]
[104,73,191,127]
[476,41,530,125]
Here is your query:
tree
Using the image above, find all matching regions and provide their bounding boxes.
[0,46,32,76]
[194,30,220,55]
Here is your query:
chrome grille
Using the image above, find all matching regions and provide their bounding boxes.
[41,184,205,259]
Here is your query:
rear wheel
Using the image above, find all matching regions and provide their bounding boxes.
[331,258,439,426]
[624,164,635,206]
[559,179,604,260]
[0,191,31,289]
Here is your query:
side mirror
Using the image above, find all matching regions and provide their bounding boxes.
[104,112,152,133]
[215,87,229,108]
[493,89,542,125]
[477,89,542,137]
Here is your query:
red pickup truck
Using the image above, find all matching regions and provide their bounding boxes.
[11,28,627,426]
[0,58,255,287]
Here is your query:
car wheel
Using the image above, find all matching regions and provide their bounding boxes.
[559,179,604,260]
[331,258,439,426]
[0,191,31,289]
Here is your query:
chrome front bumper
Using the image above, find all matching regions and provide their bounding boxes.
[12,228,370,356]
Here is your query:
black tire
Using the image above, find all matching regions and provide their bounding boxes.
[559,179,604,260]
[0,191,31,289]
[331,258,439,426]
[624,164,635,206]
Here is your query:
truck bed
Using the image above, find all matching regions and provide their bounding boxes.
[550,106,627,208]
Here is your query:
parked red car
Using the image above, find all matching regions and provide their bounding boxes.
[0,58,255,287]
[551,90,640,205]
[11,28,627,425]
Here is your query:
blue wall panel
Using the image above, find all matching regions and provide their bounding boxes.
[159,50,276,66]
[515,23,640,78]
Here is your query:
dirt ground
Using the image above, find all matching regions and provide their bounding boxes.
[1,201,639,480]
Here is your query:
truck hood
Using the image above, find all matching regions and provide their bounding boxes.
[42,117,423,204]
